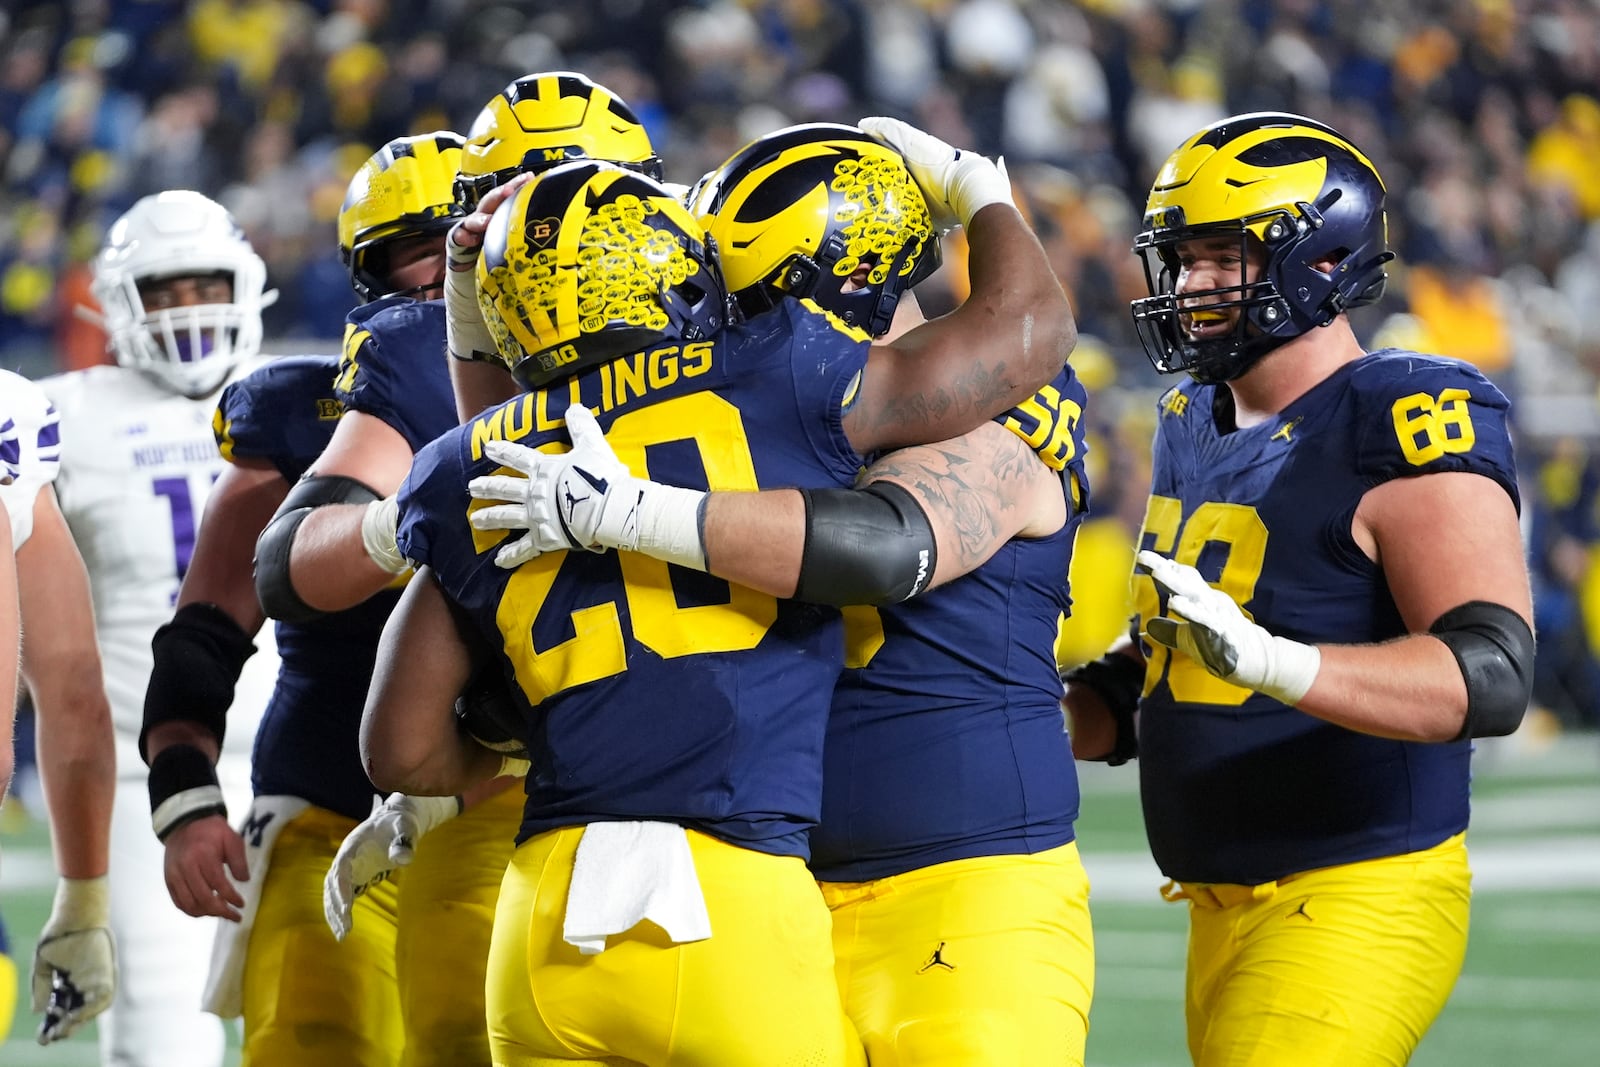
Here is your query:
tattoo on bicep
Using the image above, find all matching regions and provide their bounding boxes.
[871,445,1018,567]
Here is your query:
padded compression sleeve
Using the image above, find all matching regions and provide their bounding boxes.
[793,482,936,606]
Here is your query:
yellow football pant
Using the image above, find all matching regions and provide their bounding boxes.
[820,840,1095,1067]
[242,806,404,1067]
[1173,832,1471,1067]
[398,784,521,1066]
[243,790,521,1067]
[486,824,865,1067]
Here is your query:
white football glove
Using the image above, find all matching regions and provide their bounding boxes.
[468,403,707,572]
[1139,550,1321,705]
[857,116,1015,232]
[32,876,117,1045]
[323,793,461,941]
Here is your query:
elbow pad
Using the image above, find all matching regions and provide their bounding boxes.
[1429,601,1535,740]
[794,482,936,607]
[255,475,383,624]
[139,602,257,763]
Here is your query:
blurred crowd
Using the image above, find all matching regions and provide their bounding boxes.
[2,0,1598,729]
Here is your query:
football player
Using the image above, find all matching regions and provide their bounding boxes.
[1,372,118,1048]
[468,121,1097,1065]
[361,114,1071,1064]
[41,191,280,1067]
[140,132,516,1066]
[1064,112,1533,1065]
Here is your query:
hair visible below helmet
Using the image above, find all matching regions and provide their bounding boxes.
[1130,111,1393,384]
[477,161,727,390]
[338,130,466,302]
[455,72,663,210]
[91,190,273,397]
[691,123,941,337]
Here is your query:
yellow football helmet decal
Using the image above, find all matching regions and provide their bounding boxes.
[477,162,725,390]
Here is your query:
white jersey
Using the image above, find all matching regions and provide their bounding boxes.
[0,367,63,548]
[40,362,279,773]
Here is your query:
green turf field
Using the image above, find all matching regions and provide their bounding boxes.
[3,735,1596,1066]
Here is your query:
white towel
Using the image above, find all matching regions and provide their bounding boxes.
[562,821,713,955]
[201,795,309,1017]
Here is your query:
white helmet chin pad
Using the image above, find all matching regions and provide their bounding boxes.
[90,190,272,394]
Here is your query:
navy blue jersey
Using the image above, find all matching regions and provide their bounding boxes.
[1135,350,1518,884]
[398,301,872,857]
[334,296,455,452]
[810,365,1091,881]
[214,355,398,819]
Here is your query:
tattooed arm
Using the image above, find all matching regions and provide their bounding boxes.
[700,420,1068,599]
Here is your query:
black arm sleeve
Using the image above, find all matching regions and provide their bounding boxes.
[254,474,383,623]
[793,482,937,606]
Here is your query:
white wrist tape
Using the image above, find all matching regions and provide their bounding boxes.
[48,876,111,930]
[151,785,226,842]
[445,265,499,364]
[1248,636,1322,706]
[606,482,707,571]
[360,496,410,575]
[947,154,1016,229]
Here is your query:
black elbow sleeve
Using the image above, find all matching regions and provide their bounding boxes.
[254,475,384,624]
[1430,601,1535,740]
[140,603,258,763]
[793,482,937,607]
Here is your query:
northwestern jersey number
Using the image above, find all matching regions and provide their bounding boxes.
[493,393,778,703]
[1135,496,1266,706]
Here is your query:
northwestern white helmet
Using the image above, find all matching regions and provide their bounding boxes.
[90,190,276,396]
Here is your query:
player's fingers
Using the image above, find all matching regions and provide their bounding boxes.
[482,438,543,471]
[1144,617,1181,650]
[563,402,603,445]
[470,504,530,531]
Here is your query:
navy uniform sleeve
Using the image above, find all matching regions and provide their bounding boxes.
[781,300,874,476]
[1353,354,1519,512]
[214,356,344,483]
[995,363,1092,514]
[395,427,471,572]
[334,300,453,453]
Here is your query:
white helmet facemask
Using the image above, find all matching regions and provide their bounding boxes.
[89,190,278,397]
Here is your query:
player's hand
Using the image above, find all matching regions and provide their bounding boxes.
[323,793,461,941]
[446,172,535,270]
[857,116,1014,232]
[1139,550,1320,705]
[162,813,249,921]
[469,404,637,566]
[446,172,534,363]
[32,876,117,1045]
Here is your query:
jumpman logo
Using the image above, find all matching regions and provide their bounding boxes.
[563,466,608,521]
[918,942,956,973]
